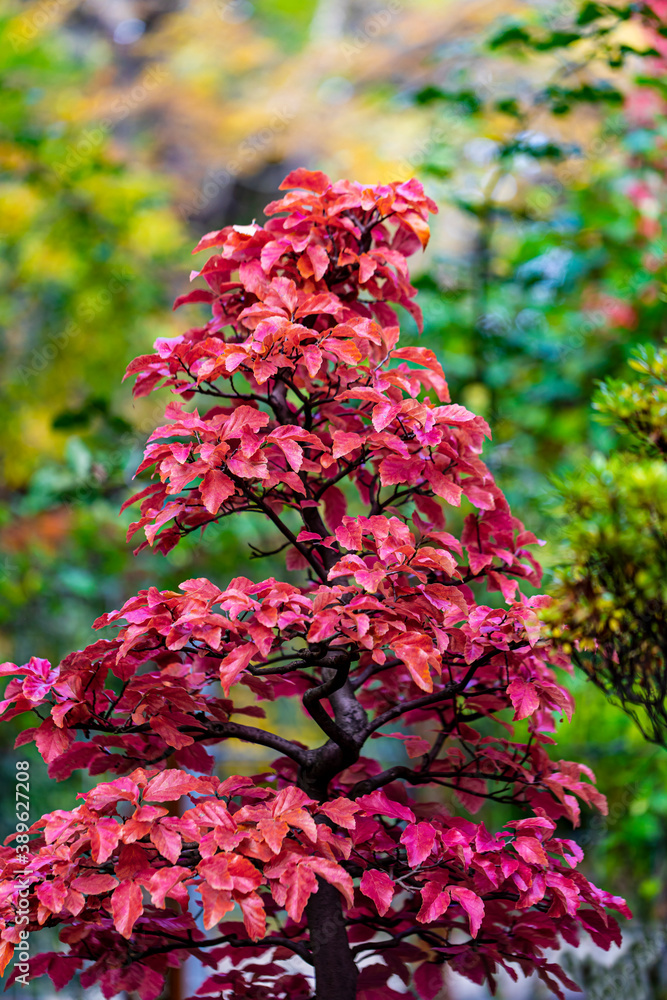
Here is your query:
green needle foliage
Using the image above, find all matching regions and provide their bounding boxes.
[552,343,667,749]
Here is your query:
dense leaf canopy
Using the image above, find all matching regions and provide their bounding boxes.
[0,170,628,1000]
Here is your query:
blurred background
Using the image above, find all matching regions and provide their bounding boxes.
[2,0,667,996]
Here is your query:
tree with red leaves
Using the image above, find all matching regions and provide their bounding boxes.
[0,170,628,1000]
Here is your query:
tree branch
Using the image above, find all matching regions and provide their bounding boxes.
[361,660,481,737]
[302,651,356,748]
[229,473,327,581]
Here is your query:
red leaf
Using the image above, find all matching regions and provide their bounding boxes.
[199,882,234,930]
[150,824,183,864]
[149,714,194,750]
[35,718,73,764]
[200,469,236,515]
[318,798,359,830]
[514,836,549,866]
[401,209,431,248]
[143,770,204,802]
[508,678,541,720]
[450,886,485,937]
[257,817,289,854]
[84,776,139,810]
[199,855,262,894]
[423,466,463,506]
[191,228,229,253]
[306,857,354,907]
[322,485,347,530]
[391,636,435,693]
[272,786,317,841]
[400,822,437,868]
[90,818,121,864]
[357,790,415,823]
[360,869,395,916]
[283,864,318,922]
[111,880,143,939]
[173,288,216,309]
[71,873,118,894]
[414,961,445,1000]
[237,891,267,940]
[279,168,331,193]
[417,882,450,923]
[219,643,257,695]
[144,866,189,909]
[0,943,13,978]
[331,430,362,460]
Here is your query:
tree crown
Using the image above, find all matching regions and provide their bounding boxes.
[0,170,628,1000]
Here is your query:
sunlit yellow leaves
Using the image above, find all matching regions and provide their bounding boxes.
[0,183,41,234]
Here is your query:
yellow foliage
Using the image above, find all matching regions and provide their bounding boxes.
[0,183,41,234]
[125,208,185,259]
[18,236,81,285]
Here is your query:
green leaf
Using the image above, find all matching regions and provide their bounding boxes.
[488,23,532,50]
[577,2,606,25]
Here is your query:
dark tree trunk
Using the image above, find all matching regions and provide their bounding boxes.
[165,966,182,1000]
[306,877,358,1000]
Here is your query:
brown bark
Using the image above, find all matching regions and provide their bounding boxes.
[166,966,182,1000]
[306,878,358,1000]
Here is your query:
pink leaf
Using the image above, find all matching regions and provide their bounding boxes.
[219,643,258,695]
[450,886,485,937]
[283,864,318,922]
[237,892,267,940]
[90,818,121,864]
[318,798,359,830]
[400,822,437,867]
[146,866,190,908]
[200,469,236,515]
[150,824,183,864]
[357,790,415,823]
[71,873,118,894]
[34,718,73,764]
[514,836,549,866]
[360,869,395,916]
[143,770,205,802]
[508,678,541,720]
[417,882,450,923]
[111,880,143,939]
[414,961,445,1000]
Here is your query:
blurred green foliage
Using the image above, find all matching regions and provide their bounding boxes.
[552,343,667,753]
[0,11,164,670]
[404,0,667,519]
[0,8,184,488]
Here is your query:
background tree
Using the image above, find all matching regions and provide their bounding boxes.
[0,3,185,665]
[552,340,667,750]
[406,0,667,512]
[0,171,628,1000]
